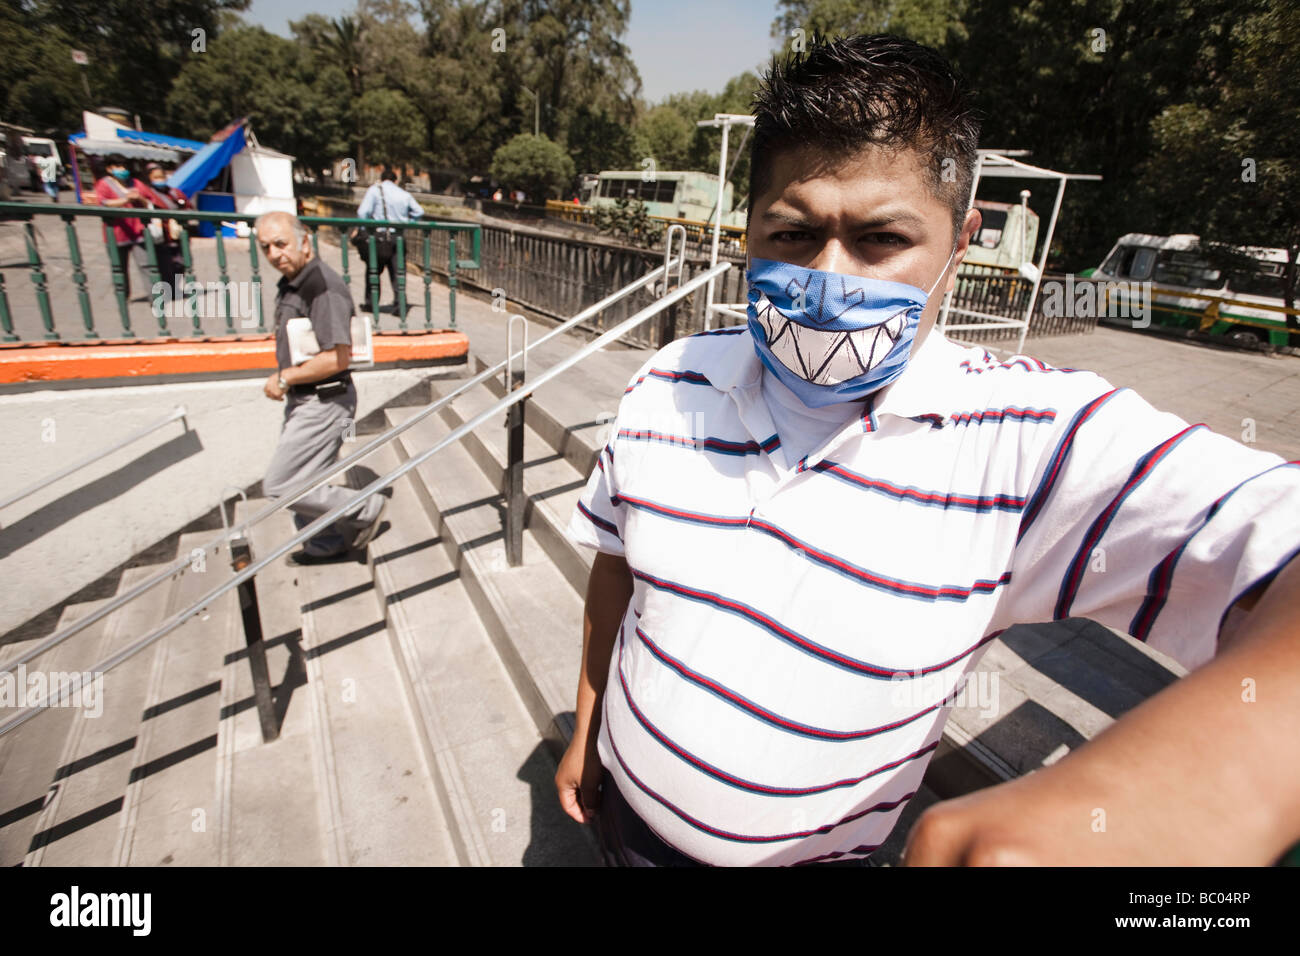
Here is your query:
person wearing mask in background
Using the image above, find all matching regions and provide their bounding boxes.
[92,155,155,301]
[353,168,423,318]
[143,162,189,301]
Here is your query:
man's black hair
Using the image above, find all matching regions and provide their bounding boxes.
[748,33,981,243]
[381,168,397,182]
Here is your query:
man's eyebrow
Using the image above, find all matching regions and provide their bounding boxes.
[760,208,927,229]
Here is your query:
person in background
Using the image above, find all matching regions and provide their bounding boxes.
[91,155,154,301]
[353,168,423,317]
[35,152,60,201]
[143,162,189,298]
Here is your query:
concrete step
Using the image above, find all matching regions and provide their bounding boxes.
[474,353,620,483]
[0,596,120,865]
[287,486,457,866]
[431,378,592,594]
[386,406,585,758]
[24,564,179,865]
[365,440,599,865]
[231,498,327,867]
[113,532,241,866]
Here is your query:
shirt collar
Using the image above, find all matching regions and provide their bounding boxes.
[278,256,321,294]
[698,325,967,420]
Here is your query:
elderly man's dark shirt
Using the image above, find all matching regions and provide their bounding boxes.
[273,257,355,374]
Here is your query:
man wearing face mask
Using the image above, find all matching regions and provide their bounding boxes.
[556,34,1300,867]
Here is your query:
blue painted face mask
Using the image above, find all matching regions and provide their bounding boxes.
[111,168,131,182]
[747,249,955,408]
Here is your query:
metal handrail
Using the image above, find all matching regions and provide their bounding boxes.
[0,250,689,676]
[0,405,187,512]
[0,260,729,736]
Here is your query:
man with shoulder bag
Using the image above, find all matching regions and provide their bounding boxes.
[353,168,424,317]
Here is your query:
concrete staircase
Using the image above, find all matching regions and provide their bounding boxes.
[0,308,1190,866]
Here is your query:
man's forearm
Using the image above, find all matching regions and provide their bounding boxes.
[281,346,349,385]
[572,553,634,754]
[907,554,1300,865]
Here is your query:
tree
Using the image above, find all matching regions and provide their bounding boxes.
[352,89,424,169]
[490,132,575,201]
[293,12,370,171]
[165,25,349,174]
[10,0,251,134]
[1137,0,1300,324]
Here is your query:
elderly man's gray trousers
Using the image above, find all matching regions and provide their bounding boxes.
[262,382,375,554]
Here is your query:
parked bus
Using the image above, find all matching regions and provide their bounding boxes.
[588,169,747,228]
[963,199,1039,272]
[1087,233,1295,346]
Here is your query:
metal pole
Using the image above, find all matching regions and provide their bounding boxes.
[229,538,279,742]
[1018,178,1066,354]
[705,119,729,329]
[504,314,528,566]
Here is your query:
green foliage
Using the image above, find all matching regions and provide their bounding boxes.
[165,25,349,173]
[352,89,423,168]
[490,132,576,201]
[592,195,665,248]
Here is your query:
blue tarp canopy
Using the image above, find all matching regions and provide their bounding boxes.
[68,127,207,153]
[166,123,246,197]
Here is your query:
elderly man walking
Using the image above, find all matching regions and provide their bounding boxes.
[256,210,386,564]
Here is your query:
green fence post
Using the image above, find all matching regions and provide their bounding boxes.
[422,230,432,331]
[0,269,16,342]
[367,235,379,327]
[100,228,135,338]
[215,227,233,334]
[178,228,200,336]
[61,214,98,338]
[138,220,164,330]
[395,230,407,331]
[340,225,351,287]
[248,225,266,333]
[448,233,457,331]
[23,221,59,340]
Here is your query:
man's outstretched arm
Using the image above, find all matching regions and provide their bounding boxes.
[904,553,1300,865]
[555,551,633,824]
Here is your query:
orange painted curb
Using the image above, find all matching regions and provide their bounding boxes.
[0,332,468,383]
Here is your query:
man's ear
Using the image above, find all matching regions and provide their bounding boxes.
[941,207,982,296]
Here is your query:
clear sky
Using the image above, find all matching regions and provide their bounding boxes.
[244,0,782,103]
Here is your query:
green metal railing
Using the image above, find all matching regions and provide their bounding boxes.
[0,201,481,342]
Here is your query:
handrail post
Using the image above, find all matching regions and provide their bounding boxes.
[503,314,529,567]
[659,224,687,348]
[228,531,280,744]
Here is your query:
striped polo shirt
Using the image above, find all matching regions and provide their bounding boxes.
[566,325,1300,867]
